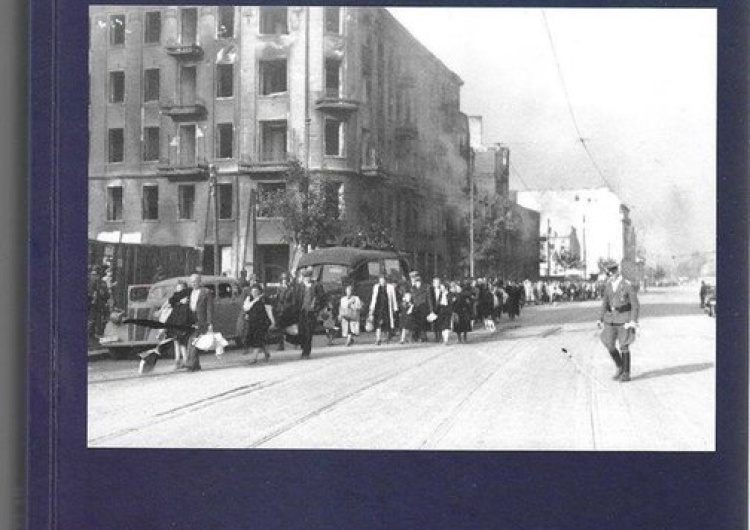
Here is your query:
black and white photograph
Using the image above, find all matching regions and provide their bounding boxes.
[86,6,716,451]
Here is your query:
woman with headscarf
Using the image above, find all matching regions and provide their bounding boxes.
[242,284,276,363]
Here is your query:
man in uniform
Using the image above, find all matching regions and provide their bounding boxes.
[598,261,640,382]
[297,267,325,359]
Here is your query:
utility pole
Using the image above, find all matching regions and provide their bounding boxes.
[469,149,475,278]
[209,164,220,276]
[582,214,587,279]
[546,218,552,279]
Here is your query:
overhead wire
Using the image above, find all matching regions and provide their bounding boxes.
[540,10,618,196]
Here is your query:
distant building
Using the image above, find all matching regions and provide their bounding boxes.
[88,6,470,282]
[515,187,630,278]
[468,116,539,279]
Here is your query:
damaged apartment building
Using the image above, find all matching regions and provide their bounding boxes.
[88,6,471,282]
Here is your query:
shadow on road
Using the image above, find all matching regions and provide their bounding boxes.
[630,362,714,382]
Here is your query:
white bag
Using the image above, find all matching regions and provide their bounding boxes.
[426,312,438,323]
[284,324,299,336]
[193,332,229,354]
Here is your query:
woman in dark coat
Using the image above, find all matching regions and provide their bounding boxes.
[163,280,192,369]
[435,282,454,345]
[452,282,473,343]
[242,284,276,363]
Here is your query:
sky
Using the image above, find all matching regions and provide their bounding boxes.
[389,8,716,266]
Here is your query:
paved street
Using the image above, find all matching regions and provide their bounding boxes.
[88,286,714,451]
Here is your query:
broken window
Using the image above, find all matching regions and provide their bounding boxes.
[144,11,161,44]
[259,59,287,95]
[260,121,287,162]
[108,128,124,163]
[109,71,124,103]
[216,64,234,98]
[216,123,233,159]
[142,185,159,220]
[142,127,160,161]
[178,185,195,220]
[109,14,125,46]
[217,6,235,38]
[143,68,160,102]
[259,7,288,35]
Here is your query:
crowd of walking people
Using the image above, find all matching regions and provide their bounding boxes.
[232,271,608,362]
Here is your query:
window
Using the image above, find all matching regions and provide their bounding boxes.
[142,185,159,220]
[260,121,287,162]
[109,14,125,46]
[106,186,123,221]
[217,183,233,219]
[109,71,124,103]
[216,64,234,98]
[259,7,288,34]
[384,259,402,280]
[325,7,341,34]
[144,11,161,43]
[217,283,233,298]
[143,68,160,102]
[321,264,347,284]
[325,58,341,98]
[108,128,124,163]
[217,6,234,38]
[181,8,197,44]
[216,123,233,159]
[178,185,195,220]
[179,125,196,166]
[143,127,160,161]
[367,261,380,279]
[257,182,285,217]
[324,120,344,157]
[259,59,287,95]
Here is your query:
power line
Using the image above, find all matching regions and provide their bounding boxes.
[509,160,530,190]
[540,10,617,194]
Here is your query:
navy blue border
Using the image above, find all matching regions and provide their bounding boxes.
[29,1,747,529]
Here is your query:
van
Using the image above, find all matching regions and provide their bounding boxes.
[100,275,244,359]
[295,247,410,319]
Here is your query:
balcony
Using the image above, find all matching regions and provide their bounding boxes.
[165,43,203,58]
[161,102,207,120]
[157,165,207,182]
[315,89,359,115]
[239,155,295,175]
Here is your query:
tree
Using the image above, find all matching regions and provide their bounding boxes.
[338,202,396,251]
[464,195,523,276]
[260,162,343,251]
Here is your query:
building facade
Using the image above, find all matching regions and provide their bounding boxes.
[88,6,470,282]
[515,187,630,279]
[467,116,539,279]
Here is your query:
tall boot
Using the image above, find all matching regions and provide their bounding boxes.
[609,349,623,380]
[620,350,631,382]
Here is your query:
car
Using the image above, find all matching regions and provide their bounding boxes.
[100,275,245,359]
[295,247,411,321]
